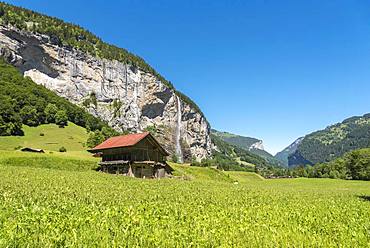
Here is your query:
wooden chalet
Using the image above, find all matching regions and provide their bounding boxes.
[88,132,173,178]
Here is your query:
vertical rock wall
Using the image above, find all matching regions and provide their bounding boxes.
[0,26,212,161]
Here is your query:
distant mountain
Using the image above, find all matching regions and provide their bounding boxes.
[211,129,283,166]
[210,133,269,169]
[274,137,304,166]
[288,114,370,167]
[211,129,262,150]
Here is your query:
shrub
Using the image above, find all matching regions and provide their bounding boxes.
[39,133,44,136]
[59,146,67,152]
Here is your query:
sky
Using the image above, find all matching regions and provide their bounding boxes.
[5,0,370,154]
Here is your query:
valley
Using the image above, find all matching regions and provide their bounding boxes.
[0,1,370,247]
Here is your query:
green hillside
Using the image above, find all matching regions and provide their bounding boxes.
[209,133,269,170]
[250,148,284,166]
[0,150,98,171]
[0,122,88,152]
[211,129,260,149]
[289,114,370,166]
[212,129,283,166]
[170,163,235,182]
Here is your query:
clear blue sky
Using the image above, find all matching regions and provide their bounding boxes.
[5,0,370,154]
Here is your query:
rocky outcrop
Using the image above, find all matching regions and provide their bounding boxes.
[274,137,304,166]
[249,140,264,151]
[0,25,212,161]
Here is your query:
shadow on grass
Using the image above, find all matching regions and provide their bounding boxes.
[358,195,370,202]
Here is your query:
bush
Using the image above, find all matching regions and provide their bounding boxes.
[39,133,44,136]
[59,146,67,152]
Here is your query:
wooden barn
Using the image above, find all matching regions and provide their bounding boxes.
[88,132,173,178]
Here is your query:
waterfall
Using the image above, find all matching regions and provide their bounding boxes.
[133,80,140,126]
[175,95,183,163]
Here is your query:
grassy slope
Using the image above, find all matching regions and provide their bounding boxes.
[0,151,98,171]
[0,152,369,246]
[0,122,89,153]
[292,114,370,166]
[211,131,283,167]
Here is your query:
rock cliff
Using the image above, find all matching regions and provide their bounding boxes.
[0,25,212,161]
[274,137,304,166]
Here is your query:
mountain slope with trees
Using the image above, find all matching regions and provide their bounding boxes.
[191,133,286,173]
[211,129,283,166]
[210,133,268,168]
[211,129,261,149]
[288,114,370,167]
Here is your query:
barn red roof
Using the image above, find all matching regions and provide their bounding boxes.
[89,132,169,155]
[91,132,150,151]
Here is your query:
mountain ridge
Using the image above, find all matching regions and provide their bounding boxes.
[211,129,283,166]
[288,113,370,167]
[211,129,262,150]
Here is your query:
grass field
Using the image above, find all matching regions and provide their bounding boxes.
[0,122,89,152]
[0,151,369,247]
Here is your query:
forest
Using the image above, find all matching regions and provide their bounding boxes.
[291,148,370,180]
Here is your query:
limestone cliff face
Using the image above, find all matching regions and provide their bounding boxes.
[0,25,212,161]
[249,140,264,151]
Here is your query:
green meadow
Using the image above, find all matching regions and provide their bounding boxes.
[0,151,369,247]
[0,122,89,153]
[0,125,369,247]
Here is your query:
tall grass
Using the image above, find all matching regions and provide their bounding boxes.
[0,152,369,247]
